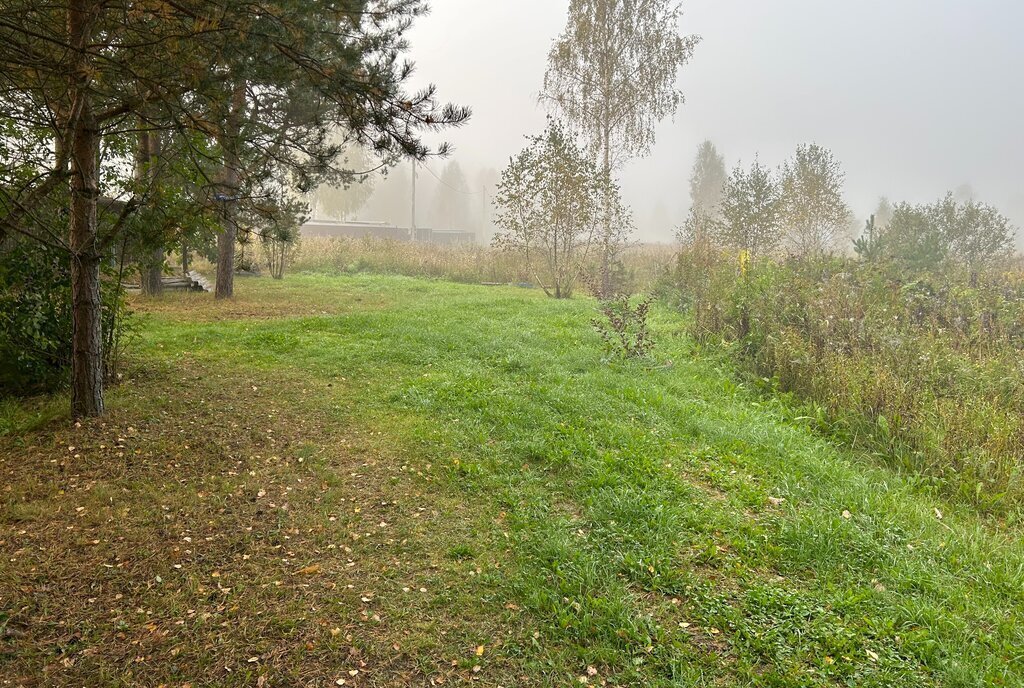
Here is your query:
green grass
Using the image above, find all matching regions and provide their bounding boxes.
[3,273,1023,686]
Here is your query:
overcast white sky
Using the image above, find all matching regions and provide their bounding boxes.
[404,0,1024,243]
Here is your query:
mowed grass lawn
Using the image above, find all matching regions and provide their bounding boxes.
[2,274,1023,687]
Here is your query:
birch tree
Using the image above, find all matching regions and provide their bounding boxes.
[543,0,700,293]
[493,120,629,299]
[718,158,783,259]
[779,144,852,256]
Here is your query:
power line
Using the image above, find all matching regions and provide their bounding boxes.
[421,163,485,196]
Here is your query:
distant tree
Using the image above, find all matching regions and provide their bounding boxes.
[648,201,672,239]
[309,145,377,221]
[873,197,895,231]
[363,164,412,227]
[779,144,851,256]
[879,194,1015,277]
[493,120,628,299]
[542,0,700,293]
[310,177,374,222]
[954,183,976,203]
[429,161,473,230]
[475,167,501,241]
[689,140,727,218]
[932,194,1016,278]
[718,158,782,258]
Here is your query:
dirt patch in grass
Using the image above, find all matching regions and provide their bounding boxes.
[129,276,393,323]
[0,359,520,687]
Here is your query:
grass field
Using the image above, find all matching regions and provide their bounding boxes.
[2,274,1023,687]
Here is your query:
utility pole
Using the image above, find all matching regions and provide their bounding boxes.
[410,158,417,241]
[480,184,487,244]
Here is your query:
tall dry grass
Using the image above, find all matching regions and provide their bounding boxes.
[290,237,529,284]
[289,236,677,293]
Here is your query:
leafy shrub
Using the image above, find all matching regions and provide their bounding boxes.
[659,238,735,340]
[0,238,132,396]
[592,295,656,359]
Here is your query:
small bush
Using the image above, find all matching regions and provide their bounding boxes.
[592,295,656,360]
[0,238,132,396]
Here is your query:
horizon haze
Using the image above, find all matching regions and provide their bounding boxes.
[395,0,1023,244]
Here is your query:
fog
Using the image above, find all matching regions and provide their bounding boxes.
[390,0,1024,244]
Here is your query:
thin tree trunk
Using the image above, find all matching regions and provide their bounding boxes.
[215,200,236,299]
[68,0,104,418]
[600,124,612,298]
[137,132,163,296]
[215,81,245,300]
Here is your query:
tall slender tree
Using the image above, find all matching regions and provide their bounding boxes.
[542,0,700,293]
[134,131,165,296]
[873,197,895,231]
[429,161,473,230]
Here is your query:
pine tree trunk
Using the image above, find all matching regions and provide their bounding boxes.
[141,247,163,295]
[68,0,104,418]
[215,81,245,300]
[68,106,104,418]
[215,220,235,299]
[136,132,163,296]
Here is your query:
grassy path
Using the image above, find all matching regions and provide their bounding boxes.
[2,274,1022,686]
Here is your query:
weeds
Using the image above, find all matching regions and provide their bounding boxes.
[592,294,656,359]
[665,249,1024,512]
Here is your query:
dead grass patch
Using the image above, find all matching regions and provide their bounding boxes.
[0,359,519,687]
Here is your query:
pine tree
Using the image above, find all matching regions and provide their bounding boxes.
[0,0,469,417]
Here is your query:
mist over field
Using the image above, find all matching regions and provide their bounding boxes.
[400,0,1024,243]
